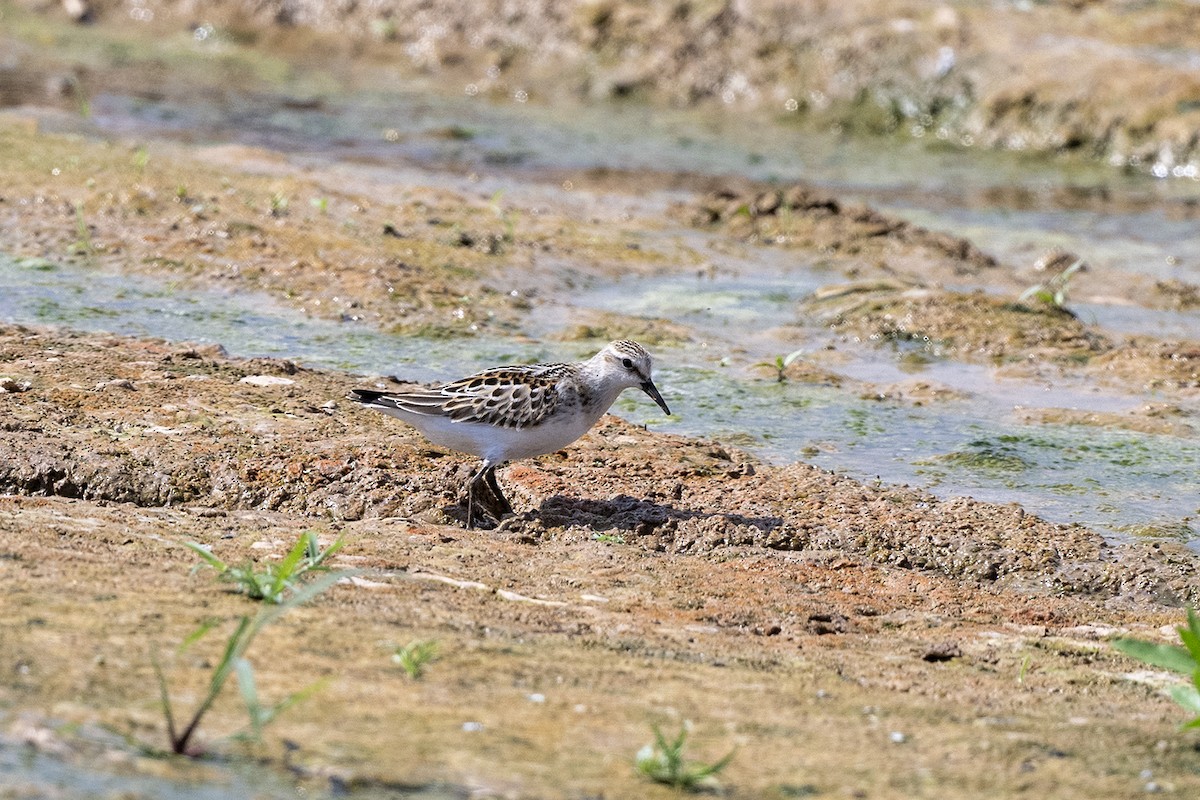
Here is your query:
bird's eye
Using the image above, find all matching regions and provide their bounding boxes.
[621,357,634,370]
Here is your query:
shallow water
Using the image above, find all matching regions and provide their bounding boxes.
[7,40,1200,548]
[4,255,1197,547]
[0,717,465,800]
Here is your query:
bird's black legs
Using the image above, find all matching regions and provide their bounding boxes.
[466,462,512,529]
[466,466,487,529]
[483,466,514,516]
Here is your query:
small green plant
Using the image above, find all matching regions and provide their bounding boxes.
[154,570,345,756]
[635,723,736,792]
[186,531,345,604]
[392,639,439,679]
[754,349,804,382]
[1113,607,1200,728]
[592,532,626,545]
[310,196,329,214]
[1019,258,1085,310]
[71,202,95,265]
[131,146,150,173]
[269,192,289,217]
[1017,653,1032,684]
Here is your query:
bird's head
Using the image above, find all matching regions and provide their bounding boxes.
[595,340,671,415]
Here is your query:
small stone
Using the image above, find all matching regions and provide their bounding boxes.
[95,379,136,392]
[0,378,32,393]
[239,375,294,386]
[922,641,962,662]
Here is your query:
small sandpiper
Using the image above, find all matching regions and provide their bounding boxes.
[350,340,671,528]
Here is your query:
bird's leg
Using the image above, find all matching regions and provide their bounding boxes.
[466,464,492,530]
[483,465,514,516]
[465,462,512,528]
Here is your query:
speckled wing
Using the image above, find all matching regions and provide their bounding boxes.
[352,364,573,430]
[438,365,571,428]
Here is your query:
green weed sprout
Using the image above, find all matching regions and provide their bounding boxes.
[186,531,345,604]
[131,146,150,173]
[755,349,804,382]
[392,639,439,679]
[1019,258,1085,310]
[1112,607,1200,728]
[153,569,347,756]
[635,723,736,791]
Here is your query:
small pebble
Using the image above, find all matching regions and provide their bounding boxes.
[95,378,136,392]
[889,731,907,744]
[239,375,294,386]
[462,721,483,732]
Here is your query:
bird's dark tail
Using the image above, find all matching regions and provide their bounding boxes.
[348,389,389,405]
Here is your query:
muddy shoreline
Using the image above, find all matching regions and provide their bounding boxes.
[3,4,1200,798]
[13,0,1200,176]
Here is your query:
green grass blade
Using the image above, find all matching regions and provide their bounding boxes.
[254,569,355,631]
[1168,684,1200,717]
[209,617,254,694]
[313,534,346,567]
[691,747,737,779]
[172,615,254,753]
[271,535,311,595]
[256,677,331,728]
[1112,638,1196,674]
[1179,611,1200,661]
[302,530,320,561]
[177,619,219,654]
[151,653,178,748]
[287,568,354,609]
[650,724,670,757]
[233,657,263,738]
[669,725,687,758]
[184,541,227,573]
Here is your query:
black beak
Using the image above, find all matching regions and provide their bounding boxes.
[640,380,671,416]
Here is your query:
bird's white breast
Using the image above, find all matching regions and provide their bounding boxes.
[373,403,606,465]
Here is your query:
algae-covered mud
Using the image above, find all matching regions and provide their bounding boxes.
[3,2,1200,798]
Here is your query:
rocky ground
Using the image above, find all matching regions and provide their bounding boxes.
[3,2,1200,798]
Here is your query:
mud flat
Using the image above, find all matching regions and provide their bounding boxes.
[3,4,1200,798]
[2,323,1199,798]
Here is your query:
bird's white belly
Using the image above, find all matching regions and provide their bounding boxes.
[377,406,602,464]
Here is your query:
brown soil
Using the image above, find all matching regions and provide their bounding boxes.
[3,324,1200,799]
